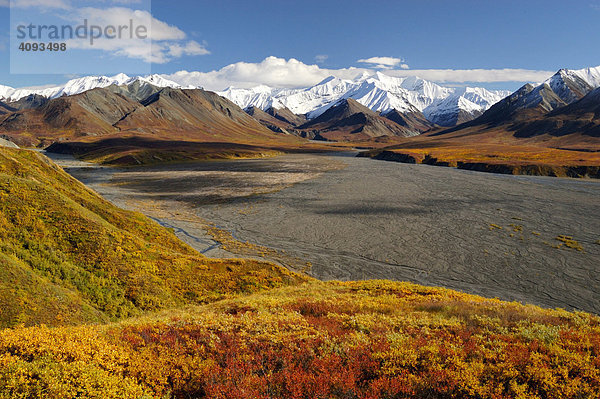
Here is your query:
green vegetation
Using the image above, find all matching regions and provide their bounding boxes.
[1,281,599,398]
[1,147,599,398]
[0,148,306,327]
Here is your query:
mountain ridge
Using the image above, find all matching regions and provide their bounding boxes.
[219,72,511,127]
[299,98,415,140]
[431,65,600,141]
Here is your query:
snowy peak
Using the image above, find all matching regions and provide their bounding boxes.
[137,74,181,89]
[482,65,600,120]
[219,71,508,127]
[570,66,600,88]
[540,65,600,106]
[220,86,285,111]
[0,74,185,102]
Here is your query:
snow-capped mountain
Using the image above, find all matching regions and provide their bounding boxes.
[543,66,600,105]
[472,65,600,125]
[220,85,286,111]
[423,87,511,126]
[218,72,510,127]
[0,74,183,103]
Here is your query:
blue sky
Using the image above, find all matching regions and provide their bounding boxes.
[1,0,599,90]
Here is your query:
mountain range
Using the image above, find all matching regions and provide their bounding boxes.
[0,74,183,103]
[0,72,511,137]
[219,72,511,128]
[0,82,286,148]
[1,66,600,149]
[432,66,600,147]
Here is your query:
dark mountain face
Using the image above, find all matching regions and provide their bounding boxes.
[264,106,306,127]
[298,99,414,141]
[0,101,15,115]
[512,87,600,139]
[245,106,297,134]
[382,109,435,133]
[470,84,566,128]
[7,94,48,110]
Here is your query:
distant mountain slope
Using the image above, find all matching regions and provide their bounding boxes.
[0,74,183,103]
[0,86,283,146]
[0,101,14,115]
[381,108,436,133]
[431,66,600,144]
[245,106,295,133]
[244,105,307,134]
[510,87,600,141]
[220,72,510,127]
[0,147,305,327]
[299,98,414,140]
[0,88,139,144]
[264,105,307,126]
[115,88,277,140]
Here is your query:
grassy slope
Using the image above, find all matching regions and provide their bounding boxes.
[1,281,599,398]
[0,148,307,327]
[1,147,599,398]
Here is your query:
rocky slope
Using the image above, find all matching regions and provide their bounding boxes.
[431,66,600,145]
[0,147,305,328]
[0,86,283,147]
[298,98,415,140]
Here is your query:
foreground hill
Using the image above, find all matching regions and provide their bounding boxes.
[0,147,599,398]
[0,147,306,327]
[1,281,599,398]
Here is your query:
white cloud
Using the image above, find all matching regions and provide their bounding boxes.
[358,56,408,69]
[166,40,209,58]
[4,2,208,63]
[161,56,555,91]
[384,68,554,83]
[163,56,361,91]
[1,0,143,7]
[4,0,71,9]
[63,7,209,63]
[315,54,328,64]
